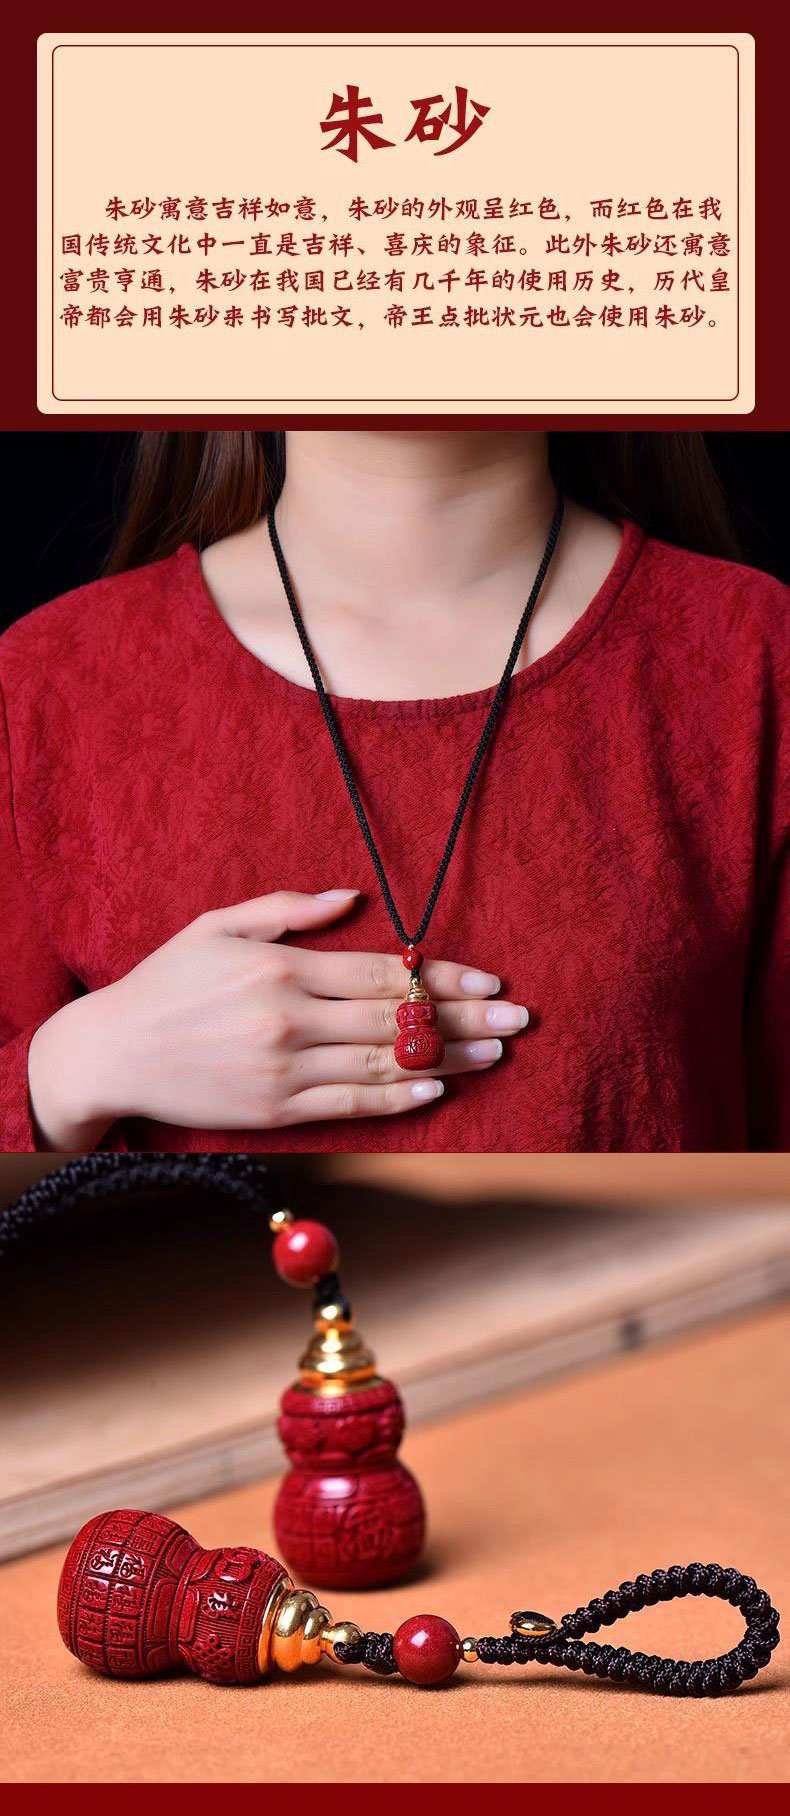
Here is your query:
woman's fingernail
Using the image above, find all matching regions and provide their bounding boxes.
[485,1003,529,1032]
[465,1038,503,1064]
[460,969,501,996]
[315,888,360,899]
[411,1080,444,1103]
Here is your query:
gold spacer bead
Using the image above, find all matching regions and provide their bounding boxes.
[462,1637,479,1662]
[510,1610,556,1638]
[268,1208,294,1232]
[271,1590,332,1672]
[320,1620,364,1664]
[302,1603,333,1666]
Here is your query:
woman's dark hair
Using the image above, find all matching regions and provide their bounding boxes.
[108,431,741,574]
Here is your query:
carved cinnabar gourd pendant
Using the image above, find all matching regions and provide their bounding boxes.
[275,1378,425,1590]
[270,1212,426,1591]
[394,948,445,1072]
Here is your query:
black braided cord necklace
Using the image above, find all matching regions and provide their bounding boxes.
[267,496,564,1073]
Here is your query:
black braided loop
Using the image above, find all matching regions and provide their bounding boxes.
[267,497,564,951]
[336,1565,780,1695]
[0,1153,280,1257]
[481,1564,780,1696]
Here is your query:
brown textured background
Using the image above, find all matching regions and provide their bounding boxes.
[2,1304,788,1783]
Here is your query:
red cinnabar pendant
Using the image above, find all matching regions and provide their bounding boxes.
[394,956,445,1072]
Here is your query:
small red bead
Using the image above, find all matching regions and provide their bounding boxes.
[402,945,423,971]
[392,1614,462,1686]
[272,1220,339,1287]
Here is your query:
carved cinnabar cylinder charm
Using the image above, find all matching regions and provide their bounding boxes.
[394,977,445,1071]
[57,1509,288,1684]
[275,1377,426,1590]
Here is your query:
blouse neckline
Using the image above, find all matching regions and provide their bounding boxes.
[175,517,647,721]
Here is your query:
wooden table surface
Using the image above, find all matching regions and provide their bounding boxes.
[3,1305,788,1783]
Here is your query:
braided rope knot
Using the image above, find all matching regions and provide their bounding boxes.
[335,1631,397,1674]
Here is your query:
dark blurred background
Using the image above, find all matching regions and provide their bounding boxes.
[1,431,787,636]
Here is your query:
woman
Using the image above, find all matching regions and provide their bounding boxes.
[0,430,786,1152]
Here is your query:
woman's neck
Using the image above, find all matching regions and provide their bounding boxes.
[199,432,623,699]
[277,432,556,613]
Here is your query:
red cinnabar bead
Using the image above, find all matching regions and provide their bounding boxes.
[272,1220,339,1287]
[402,945,423,971]
[393,1614,462,1686]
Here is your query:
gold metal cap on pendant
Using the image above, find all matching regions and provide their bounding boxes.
[297,1288,378,1393]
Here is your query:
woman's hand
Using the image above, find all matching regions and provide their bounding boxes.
[27,889,529,1148]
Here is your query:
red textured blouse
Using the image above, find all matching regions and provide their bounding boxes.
[0,524,787,1153]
